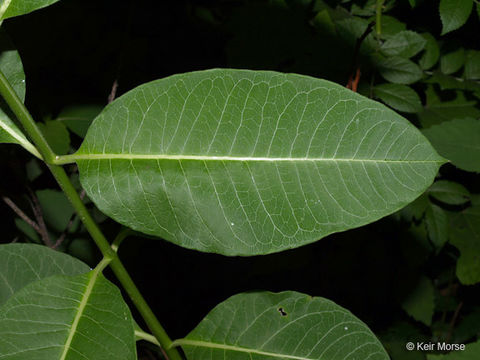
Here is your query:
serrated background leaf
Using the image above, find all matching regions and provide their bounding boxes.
[75,69,443,256]
[177,291,389,360]
[439,0,473,35]
[0,243,89,305]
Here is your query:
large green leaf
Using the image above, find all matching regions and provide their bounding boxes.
[74,69,444,256]
[0,31,40,158]
[0,243,89,305]
[423,118,480,172]
[439,0,474,35]
[0,0,61,21]
[174,291,389,360]
[0,267,136,359]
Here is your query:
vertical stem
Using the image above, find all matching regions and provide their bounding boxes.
[376,0,385,40]
[0,69,182,360]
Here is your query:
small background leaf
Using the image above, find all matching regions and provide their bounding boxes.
[374,83,422,113]
[56,104,103,138]
[38,120,71,154]
[419,33,440,70]
[36,189,75,232]
[439,0,474,35]
[423,118,480,172]
[401,276,435,326]
[428,180,470,205]
[440,48,465,75]
[425,202,448,249]
[449,205,480,285]
[377,57,423,84]
[380,30,426,58]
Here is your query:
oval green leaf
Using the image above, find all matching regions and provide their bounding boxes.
[0,0,62,20]
[74,69,444,255]
[0,267,136,359]
[0,243,90,305]
[174,291,389,360]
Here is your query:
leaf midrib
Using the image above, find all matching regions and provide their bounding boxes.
[60,153,444,164]
[173,339,316,360]
[59,268,101,360]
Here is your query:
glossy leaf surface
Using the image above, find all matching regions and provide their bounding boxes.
[0,268,136,359]
[76,69,444,255]
[175,291,389,360]
[0,0,61,20]
[0,243,89,305]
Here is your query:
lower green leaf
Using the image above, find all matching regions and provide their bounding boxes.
[175,291,389,360]
[0,243,89,305]
[0,268,136,360]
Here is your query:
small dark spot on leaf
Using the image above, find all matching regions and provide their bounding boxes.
[278,307,287,316]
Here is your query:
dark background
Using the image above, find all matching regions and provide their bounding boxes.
[1,0,479,354]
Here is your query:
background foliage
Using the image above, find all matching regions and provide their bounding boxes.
[0,0,479,359]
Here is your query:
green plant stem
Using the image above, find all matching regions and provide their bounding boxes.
[0,69,183,360]
[376,0,385,39]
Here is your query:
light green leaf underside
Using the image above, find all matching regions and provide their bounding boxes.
[0,31,41,158]
[0,243,89,306]
[0,0,61,20]
[175,291,389,360]
[427,340,480,359]
[0,269,136,359]
[76,69,444,256]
